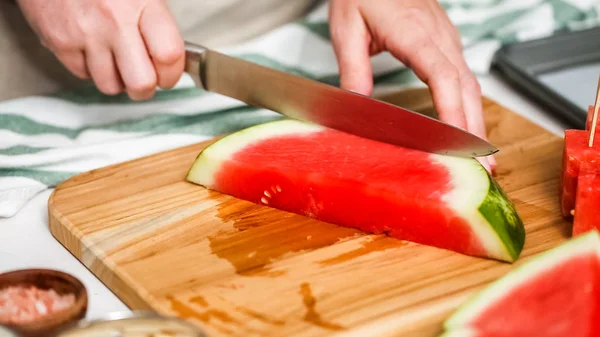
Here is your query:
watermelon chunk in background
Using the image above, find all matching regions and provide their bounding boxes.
[186,119,525,262]
[585,105,596,130]
[560,130,590,218]
[573,151,600,236]
[441,230,600,337]
[560,104,600,232]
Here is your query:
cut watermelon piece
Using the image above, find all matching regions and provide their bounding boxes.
[186,119,525,262]
[585,105,595,130]
[560,129,589,218]
[442,230,600,337]
[573,152,600,236]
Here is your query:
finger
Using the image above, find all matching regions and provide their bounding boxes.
[386,31,467,130]
[454,68,497,174]
[442,48,492,164]
[139,0,185,89]
[477,156,492,173]
[112,27,157,101]
[84,44,124,95]
[488,152,497,171]
[462,76,496,173]
[55,50,90,80]
[429,1,463,49]
[433,32,496,172]
[328,1,373,95]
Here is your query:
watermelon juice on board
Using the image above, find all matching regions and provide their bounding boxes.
[186,119,525,262]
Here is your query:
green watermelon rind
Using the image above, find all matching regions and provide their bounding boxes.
[443,230,600,331]
[433,155,524,262]
[186,119,525,262]
[479,176,525,261]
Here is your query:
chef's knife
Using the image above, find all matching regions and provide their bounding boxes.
[183,41,498,157]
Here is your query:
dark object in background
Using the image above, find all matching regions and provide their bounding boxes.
[491,27,600,129]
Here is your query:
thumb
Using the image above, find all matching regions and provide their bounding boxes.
[328,4,373,96]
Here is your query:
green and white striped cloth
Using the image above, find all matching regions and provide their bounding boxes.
[1,0,599,218]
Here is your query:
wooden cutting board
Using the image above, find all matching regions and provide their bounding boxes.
[48,88,569,337]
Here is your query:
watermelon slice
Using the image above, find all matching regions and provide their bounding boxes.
[560,129,589,218]
[442,230,600,337]
[186,119,525,262]
[573,152,600,236]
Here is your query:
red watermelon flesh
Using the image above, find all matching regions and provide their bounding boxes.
[443,230,600,337]
[586,105,596,130]
[463,254,600,336]
[560,130,589,218]
[187,119,525,262]
[573,151,600,236]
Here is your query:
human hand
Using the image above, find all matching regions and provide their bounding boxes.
[16,0,185,101]
[328,0,495,172]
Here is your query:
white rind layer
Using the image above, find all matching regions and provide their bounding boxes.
[444,230,600,330]
[433,155,511,262]
[187,119,324,187]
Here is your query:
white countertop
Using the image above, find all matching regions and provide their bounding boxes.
[0,74,570,320]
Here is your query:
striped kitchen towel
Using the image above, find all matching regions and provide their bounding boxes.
[1,0,599,218]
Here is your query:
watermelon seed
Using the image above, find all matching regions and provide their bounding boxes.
[276,185,282,192]
[264,190,272,198]
[261,197,269,205]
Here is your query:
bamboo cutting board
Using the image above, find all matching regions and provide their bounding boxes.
[48,88,569,337]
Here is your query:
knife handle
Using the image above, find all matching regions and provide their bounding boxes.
[184,41,208,89]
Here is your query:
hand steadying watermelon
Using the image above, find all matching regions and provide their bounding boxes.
[441,230,600,337]
[186,119,525,262]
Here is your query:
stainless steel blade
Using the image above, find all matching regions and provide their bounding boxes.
[184,42,498,157]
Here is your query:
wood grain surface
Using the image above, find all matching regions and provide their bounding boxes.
[48,88,569,337]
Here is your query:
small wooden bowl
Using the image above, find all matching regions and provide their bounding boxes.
[0,269,88,337]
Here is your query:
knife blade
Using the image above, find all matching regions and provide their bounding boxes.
[183,41,498,157]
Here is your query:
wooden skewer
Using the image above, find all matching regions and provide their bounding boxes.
[588,76,600,147]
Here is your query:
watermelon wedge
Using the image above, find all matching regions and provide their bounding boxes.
[442,230,600,337]
[186,119,525,262]
[573,152,600,236]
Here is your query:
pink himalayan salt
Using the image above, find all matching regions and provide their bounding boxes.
[0,285,75,325]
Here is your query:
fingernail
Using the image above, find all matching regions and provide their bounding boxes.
[488,154,497,168]
[477,157,491,174]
